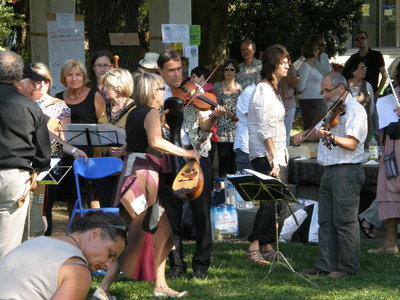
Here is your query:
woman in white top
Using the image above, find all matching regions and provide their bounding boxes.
[298,41,325,130]
[0,211,126,300]
[309,34,333,76]
[246,44,290,265]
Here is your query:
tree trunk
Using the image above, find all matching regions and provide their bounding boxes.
[79,0,142,71]
[192,0,229,81]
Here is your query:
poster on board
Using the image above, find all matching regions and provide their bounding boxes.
[47,14,85,96]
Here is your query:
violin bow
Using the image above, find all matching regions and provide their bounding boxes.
[183,62,222,109]
[385,68,400,107]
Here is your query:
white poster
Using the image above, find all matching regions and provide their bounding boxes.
[47,20,85,95]
[184,46,198,74]
[161,24,190,46]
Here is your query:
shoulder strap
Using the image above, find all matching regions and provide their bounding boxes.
[43,97,64,108]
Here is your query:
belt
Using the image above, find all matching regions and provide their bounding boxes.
[325,163,361,168]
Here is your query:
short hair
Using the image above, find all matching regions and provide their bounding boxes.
[261,44,291,81]
[241,39,256,51]
[181,56,189,66]
[355,31,368,38]
[70,211,127,244]
[60,59,88,87]
[309,34,325,44]
[191,66,210,79]
[326,72,349,90]
[102,68,133,98]
[88,50,114,88]
[0,50,24,84]
[342,56,365,80]
[157,50,181,69]
[133,72,165,106]
[31,62,53,86]
[223,59,240,73]
[302,41,318,59]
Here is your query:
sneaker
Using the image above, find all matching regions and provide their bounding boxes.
[153,287,189,298]
[92,287,117,300]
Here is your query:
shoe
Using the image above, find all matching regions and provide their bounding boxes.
[367,245,399,255]
[299,267,329,276]
[166,268,186,279]
[358,217,376,239]
[92,287,117,300]
[260,249,277,261]
[327,270,352,278]
[192,269,206,279]
[153,287,189,298]
[246,249,270,265]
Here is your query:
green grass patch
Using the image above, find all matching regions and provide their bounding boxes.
[87,240,400,299]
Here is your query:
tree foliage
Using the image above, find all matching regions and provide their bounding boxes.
[228,0,363,61]
[0,0,25,49]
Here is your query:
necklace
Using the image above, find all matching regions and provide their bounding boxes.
[68,234,80,248]
[67,88,82,101]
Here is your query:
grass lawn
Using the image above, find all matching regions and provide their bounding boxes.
[52,203,400,299]
[86,240,400,300]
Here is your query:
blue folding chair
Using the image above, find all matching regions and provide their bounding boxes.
[65,157,124,234]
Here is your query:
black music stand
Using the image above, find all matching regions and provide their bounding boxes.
[227,169,317,287]
[61,124,124,147]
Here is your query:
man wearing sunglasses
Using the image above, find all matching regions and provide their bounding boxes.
[294,72,367,278]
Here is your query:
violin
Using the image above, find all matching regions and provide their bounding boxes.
[171,81,239,122]
[321,101,346,149]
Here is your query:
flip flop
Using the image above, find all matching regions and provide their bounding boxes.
[358,216,376,239]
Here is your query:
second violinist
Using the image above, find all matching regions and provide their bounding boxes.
[294,72,367,278]
[157,50,226,279]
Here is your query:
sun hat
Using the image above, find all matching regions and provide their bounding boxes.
[139,52,159,70]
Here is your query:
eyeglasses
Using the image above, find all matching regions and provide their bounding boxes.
[320,84,341,95]
[355,37,366,41]
[224,68,236,72]
[94,64,112,69]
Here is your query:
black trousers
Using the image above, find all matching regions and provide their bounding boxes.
[248,157,287,245]
[160,156,213,273]
[217,142,236,177]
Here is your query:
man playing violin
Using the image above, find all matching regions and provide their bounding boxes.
[157,50,226,279]
[294,72,367,278]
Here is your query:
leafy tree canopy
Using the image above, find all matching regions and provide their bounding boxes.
[228,0,363,61]
[0,0,25,49]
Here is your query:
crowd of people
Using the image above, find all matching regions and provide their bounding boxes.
[0,29,399,299]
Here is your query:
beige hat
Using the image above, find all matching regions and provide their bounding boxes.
[139,52,159,70]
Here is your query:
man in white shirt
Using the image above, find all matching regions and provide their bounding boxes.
[294,72,367,278]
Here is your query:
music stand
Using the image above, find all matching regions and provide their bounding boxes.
[61,123,125,147]
[227,169,317,287]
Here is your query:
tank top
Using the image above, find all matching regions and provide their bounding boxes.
[56,88,98,124]
[125,105,152,153]
[0,236,88,300]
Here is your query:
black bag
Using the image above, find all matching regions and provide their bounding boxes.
[384,142,399,179]
[386,122,400,140]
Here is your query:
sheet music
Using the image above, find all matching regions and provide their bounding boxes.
[62,123,125,146]
[243,169,278,181]
[376,94,400,129]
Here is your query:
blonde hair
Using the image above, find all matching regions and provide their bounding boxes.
[60,59,87,87]
[133,73,164,106]
[31,62,53,86]
[102,68,133,98]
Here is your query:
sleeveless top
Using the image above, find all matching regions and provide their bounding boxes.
[56,88,98,124]
[126,105,152,153]
[0,236,88,300]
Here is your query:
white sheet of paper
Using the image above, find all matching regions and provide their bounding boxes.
[376,94,399,129]
[161,24,175,43]
[243,169,277,181]
[56,13,76,29]
[174,24,190,46]
[184,46,198,74]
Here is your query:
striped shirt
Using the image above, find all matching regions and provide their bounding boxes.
[316,93,367,166]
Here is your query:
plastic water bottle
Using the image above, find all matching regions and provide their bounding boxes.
[368,135,379,161]
[224,178,236,207]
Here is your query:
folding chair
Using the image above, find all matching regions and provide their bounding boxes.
[65,157,124,234]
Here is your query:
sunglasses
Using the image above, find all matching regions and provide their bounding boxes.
[355,37,366,41]
[224,68,236,72]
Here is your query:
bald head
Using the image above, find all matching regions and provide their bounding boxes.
[321,72,349,103]
[0,51,24,84]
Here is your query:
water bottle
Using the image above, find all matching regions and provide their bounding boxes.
[368,135,379,161]
[224,178,236,207]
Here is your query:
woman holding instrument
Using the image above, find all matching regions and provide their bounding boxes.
[93,73,199,299]
[214,59,242,177]
[246,44,290,265]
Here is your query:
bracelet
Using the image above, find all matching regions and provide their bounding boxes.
[71,147,78,154]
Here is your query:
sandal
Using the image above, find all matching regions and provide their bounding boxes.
[153,286,189,298]
[260,249,277,261]
[358,217,376,239]
[367,245,399,255]
[246,249,270,265]
[92,287,117,300]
